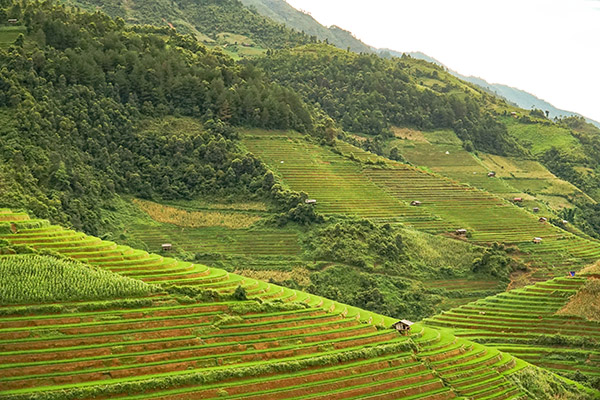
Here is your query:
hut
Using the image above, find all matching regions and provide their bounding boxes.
[7,18,17,24]
[533,237,543,244]
[513,197,523,203]
[562,220,569,225]
[455,228,468,236]
[533,207,540,213]
[391,320,414,335]
[305,199,317,205]
[539,217,548,223]
[161,243,173,252]
[487,172,496,177]
[410,200,422,206]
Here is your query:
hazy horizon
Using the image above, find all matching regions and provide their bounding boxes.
[286,0,600,123]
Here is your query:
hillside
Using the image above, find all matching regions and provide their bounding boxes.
[380,49,600,128]
[239,0,373,53]
[254,44,521,155]
[241,130,600,279]
[1,0,600,393]
[0,1,315,235]
[61,0,311,52]
[425,272,600,389]
[0,210,596,399]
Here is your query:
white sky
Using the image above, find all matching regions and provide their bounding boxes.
[286,0,600,122]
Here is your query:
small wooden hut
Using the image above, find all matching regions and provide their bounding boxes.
[539,217,548,223]
[391,320,414,335]
[305,199,317,205]
[410,201,422,206]
[161,243,173,252]
[455,229,468,236]
[487,172,496,177]
[533,237,543,244]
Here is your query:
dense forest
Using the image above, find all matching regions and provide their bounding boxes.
[62,0,313,49]
[0,1,315,234]
[253,45,522,155]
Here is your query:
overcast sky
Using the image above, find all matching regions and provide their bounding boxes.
[286,0,600,122]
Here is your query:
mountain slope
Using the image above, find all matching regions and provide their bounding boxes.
[0,1,314,234]
[239,0,373,53]
[0,210,596,399]
[61,0,311,49]
[425,272,600,389]
[395,50,600,128]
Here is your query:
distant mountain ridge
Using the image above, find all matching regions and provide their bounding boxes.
[375,49,600,129]
[245,0,600,129]
[239,0,373,53]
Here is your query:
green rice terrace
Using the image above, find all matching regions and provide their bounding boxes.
[3,210,593,399]
[242,129,600,281]
[388,127,590,212]
[425,271,600,386]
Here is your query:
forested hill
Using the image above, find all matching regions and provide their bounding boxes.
[0,1,315,234]
[254,45,522,156]
[239,0,373,53]
[61,0,313,49]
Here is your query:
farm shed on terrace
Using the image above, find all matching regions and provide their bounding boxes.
[533,237,543,244]
[161,243,172,251]
[391,320,414,335]
[410,201,421,206]
[487,172,496,177]
[305,199,317,205]
[539,217,547,223]
[455,229,468,236]
[513,197,523,203]
[533,207,540,213]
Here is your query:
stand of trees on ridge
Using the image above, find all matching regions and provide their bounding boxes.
[252,45,522,156]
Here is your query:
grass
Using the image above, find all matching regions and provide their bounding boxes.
[502,117,582,156]
[0,25,25,49]
[556,279,600,321]
[133,198,262,229]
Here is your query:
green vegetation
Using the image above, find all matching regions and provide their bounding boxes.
[0,254,152,304]
[0,25,24,48]
[425,275,600,387]
[254,45,522,155]
[1,1,600,397]
[557,278,600,321]
[0,1,314,235]
[1,212,593,400]
[62,0,312,49]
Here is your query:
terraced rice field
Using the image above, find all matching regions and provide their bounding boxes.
[242,131,446,227]
[128,224,302,258]
[242,131,600,275]
[0,211,532,399]
[0,212,387,326]
[0,288,529,400]
[425,274,600,380]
